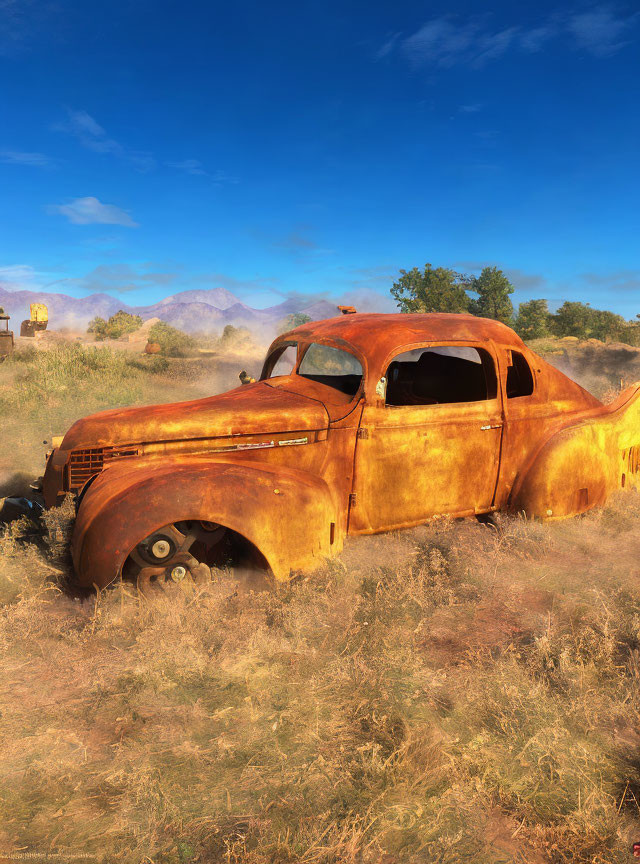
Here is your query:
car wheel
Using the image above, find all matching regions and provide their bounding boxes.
[123,520,225,593]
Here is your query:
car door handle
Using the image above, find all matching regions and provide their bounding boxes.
[481,424,503,431]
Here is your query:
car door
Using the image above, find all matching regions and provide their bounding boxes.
[349,342,504,533]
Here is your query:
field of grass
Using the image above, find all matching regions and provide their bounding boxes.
[1,338,640,863]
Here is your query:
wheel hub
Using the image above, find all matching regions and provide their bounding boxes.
[125,520,226,591]
[151,538,172,559]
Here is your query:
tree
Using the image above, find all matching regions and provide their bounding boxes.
[278,312,311,334]
[104,310,142,339]
[514,299,550,340]
[589,309,626,342]
[390,263,471,313]
[469,266,514,325]
[87,316,108,340]
[550,302,594,338]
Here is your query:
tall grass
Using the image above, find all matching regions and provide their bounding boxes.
[1,494,640,862]
[1,339,639,862]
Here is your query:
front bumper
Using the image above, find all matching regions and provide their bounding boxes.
[42,448,70,508]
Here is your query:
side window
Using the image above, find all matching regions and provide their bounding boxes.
[263,344,297,378]
[506,351,534,398]
[384,346,498,407]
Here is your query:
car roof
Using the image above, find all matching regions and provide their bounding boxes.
[285,312,526,366]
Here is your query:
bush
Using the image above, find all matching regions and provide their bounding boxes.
[277,312,311,334]
[147,321,197,357]
[218,324,253,349]
[87,310,142,340]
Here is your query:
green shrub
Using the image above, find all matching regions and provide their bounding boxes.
[88,310,142,340]
[147,321,197,357]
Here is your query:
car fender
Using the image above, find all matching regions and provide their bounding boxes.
[510,382,640,519]
[72,457,340,589]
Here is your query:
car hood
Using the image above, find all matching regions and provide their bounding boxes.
[60,381,329,450]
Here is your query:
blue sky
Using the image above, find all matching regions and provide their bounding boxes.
[1,0,639,315]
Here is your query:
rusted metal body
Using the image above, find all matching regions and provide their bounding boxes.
[0,314,14,358]
[42,312,640,590]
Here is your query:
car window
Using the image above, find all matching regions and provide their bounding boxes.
[385,345,498,406]
[506,351,534,398]
[263,344,297,378]
[298,343,363,396]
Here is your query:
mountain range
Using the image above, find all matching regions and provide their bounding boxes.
[0,284,341,335]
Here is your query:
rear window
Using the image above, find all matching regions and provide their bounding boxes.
[298,343,363,396]
[506,351,534,398]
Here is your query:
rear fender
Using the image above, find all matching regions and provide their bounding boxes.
[72,458,340,588]
[511,383,640,519]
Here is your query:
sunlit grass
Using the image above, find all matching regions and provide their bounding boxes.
[1,339,639,862]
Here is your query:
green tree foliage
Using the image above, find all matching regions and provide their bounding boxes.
[514,299,551,339]
[87,310,142,340]
[549,302,627,341]
[147,321,196,357]
[106,310,142,338]
[550,302,593,338]
[469,266,514,324]
[278,312,312,334]
[589,309,627,342]
[87,316,107,339]
[391,263,471,313]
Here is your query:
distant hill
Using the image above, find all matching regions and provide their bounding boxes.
[0,284,341,334]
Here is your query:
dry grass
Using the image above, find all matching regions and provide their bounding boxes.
[1,339,639,863]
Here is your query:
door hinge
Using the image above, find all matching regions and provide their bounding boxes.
[481,424,503,431]
[356,427,369,439]
[348,492,357,508]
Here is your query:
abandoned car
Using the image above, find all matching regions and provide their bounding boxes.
[42,312,640,590]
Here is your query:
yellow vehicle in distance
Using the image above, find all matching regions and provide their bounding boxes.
[20,303,48,338]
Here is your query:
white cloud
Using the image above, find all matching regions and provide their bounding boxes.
[166,160,240,184]
[401,18,519,69]
[166,158,208,176]
[57,109,156,172]
[376,32,401,59]
[211,169,239,186]
[568,6,639,57]
[50,196,139,227]
[384,6,638,69]
[581,269,640,291]
[0,263,42,291]
[0,149,53,167]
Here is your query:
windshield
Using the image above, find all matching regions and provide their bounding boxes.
[298,343,363,396]
[262,341,363,397]
[264,343,297,378]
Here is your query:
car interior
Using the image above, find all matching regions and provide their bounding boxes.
[385,346,498,406]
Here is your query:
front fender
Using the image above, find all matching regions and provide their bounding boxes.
[72,458,340,588]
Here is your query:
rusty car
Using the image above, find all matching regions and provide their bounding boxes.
[41,311,640,591]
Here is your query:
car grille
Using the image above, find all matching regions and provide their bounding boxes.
[68,445,139,490]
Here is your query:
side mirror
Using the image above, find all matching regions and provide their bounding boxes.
[375,376,387,400]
